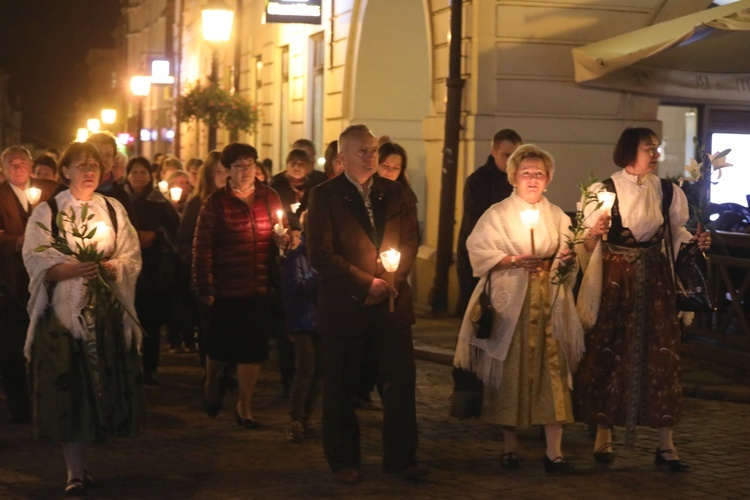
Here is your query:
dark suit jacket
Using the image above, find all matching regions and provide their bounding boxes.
[0,178,60,302]
[307,174,419,336]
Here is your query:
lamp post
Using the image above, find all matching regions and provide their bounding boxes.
[202,2,234,151]
[130,75,152,156]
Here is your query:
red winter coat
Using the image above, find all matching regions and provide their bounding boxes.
[192,181,284,299]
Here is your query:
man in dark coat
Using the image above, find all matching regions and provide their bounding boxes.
[455,128,522,315]
[307,124,427,484]
[0,145,59,423]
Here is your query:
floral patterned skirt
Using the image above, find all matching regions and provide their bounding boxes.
[574,244,682,444]
[31,306,145,443]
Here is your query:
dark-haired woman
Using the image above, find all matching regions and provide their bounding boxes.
[174,151,226,357]
[377,142,418,208]
[193,142,287,428]
[23,142,143,496]
[575,127,711,470]
[124,156,180,386]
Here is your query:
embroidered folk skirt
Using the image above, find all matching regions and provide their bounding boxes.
[482,270,574,427]
[31,306,144,443]
[574,244,682,446]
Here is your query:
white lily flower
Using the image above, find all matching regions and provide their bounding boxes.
[709,154,733,180]
[679,159,702,186]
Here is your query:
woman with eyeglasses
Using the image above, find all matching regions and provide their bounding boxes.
[193,142,287,429]
[574,127,711,471]
[454,144,584,473]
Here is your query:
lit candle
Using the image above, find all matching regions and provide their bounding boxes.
[25,187,42,206]
[169,186,183,202]
[274,209,286,235]
[157,180,169,194]
[596,191,616,241]
[520,208,540,255]
[91,221,111,248]
[380,248,401,312]
[290,202,301,214]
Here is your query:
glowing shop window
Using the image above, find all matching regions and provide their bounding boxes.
[710,133,750,207]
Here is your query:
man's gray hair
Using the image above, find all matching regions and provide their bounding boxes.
[339,124,374,149]
[2,145,32,163]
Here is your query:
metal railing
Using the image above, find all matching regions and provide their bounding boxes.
[682,230,750,373]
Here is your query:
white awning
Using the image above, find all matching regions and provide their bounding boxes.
[572,0,750,102]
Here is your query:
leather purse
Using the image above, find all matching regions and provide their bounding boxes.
[470,271,495,339]
[673,241,716,312]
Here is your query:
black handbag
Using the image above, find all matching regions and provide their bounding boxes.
[662,180,716,313]
[673,241,717,312]
[470,271,495,339]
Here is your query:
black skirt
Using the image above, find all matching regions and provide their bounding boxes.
[206,297,271,363]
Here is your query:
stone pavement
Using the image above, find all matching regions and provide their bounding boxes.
[0,312,748,499]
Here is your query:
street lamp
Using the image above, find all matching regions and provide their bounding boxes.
[131,75,152,156]
[87,118,101,133]
[101,109,117,125]
[202,1,234,150]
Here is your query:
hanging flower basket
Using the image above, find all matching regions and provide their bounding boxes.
[175,83,260,134]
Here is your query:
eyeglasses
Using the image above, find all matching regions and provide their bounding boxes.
[640,145,661,156]
[518,171,547,181]
[230,160,256,171]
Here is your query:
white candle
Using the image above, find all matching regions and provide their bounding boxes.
[274,209,285,235]
[520,208,540,229]
[157,180,169,194]
[596,191,616,241]
[520,208,540,255]
[91,221,111,248]
[380,248,401,272]
[379,248,401,312]
[169,186,183,202]
[25,187,42,206]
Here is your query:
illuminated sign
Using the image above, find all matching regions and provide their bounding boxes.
[266,0,322,25]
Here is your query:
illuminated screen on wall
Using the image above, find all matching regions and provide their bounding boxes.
[266,0,322,25]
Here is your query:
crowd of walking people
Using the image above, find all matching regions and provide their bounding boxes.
[0,123,711,496]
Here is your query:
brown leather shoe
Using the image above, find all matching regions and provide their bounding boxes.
[334,467,361,484]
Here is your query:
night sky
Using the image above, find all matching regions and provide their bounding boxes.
[0,0,120,148]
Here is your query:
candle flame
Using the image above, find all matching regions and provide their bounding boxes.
[597,191,616,213]
[169,187,183,202]
[520,208,540,229]
[380,248,401,272]
[25,187,42,205]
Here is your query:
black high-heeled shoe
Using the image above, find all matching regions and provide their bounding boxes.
[655,448,689,472]
[203,398,221,418]
[501,452,520,470]
[234,409,260,429]
[543,455,575,474]
[593,442,614,464]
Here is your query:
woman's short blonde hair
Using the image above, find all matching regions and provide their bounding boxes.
[506,144,555,187]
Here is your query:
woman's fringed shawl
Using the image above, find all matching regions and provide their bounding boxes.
[22,191,142,359]
[453,193,584,388]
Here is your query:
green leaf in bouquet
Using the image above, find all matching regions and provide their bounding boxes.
[33,245,51,252]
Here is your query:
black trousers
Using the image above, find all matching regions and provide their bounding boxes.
[320,326,418,472]
[0,311,31,421]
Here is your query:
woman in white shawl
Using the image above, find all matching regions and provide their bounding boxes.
[454,144,583,473]
[22,142,143,497]
[574,127,710,471]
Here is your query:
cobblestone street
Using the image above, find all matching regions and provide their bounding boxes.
[1,336,749,499]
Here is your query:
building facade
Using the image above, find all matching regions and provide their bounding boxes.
[122,0,750,308]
